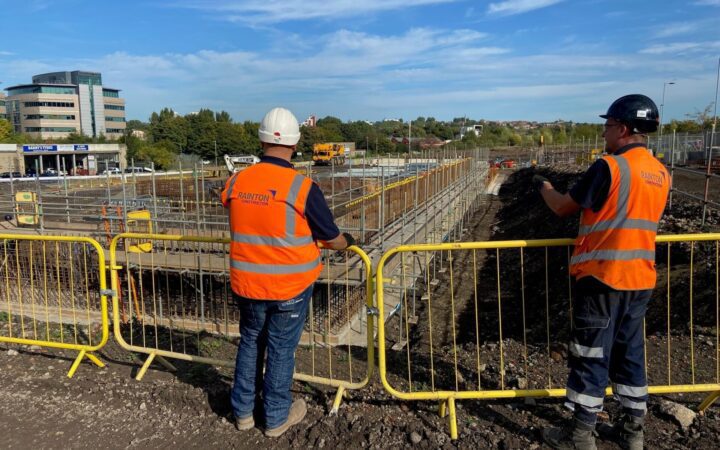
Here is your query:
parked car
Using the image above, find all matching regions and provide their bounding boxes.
[124,166,153,173]
[100,167,122,175]
[40,168,67,177]
[0,171,23,178]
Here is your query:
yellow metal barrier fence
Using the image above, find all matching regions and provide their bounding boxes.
[109,233,374,412]
[377,234,720,439]
[0,234,109,377]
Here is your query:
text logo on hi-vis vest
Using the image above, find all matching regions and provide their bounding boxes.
[640,170,666,188]
[236,189,276,206]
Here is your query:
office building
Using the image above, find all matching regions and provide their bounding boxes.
[0,92,6,120]
[4,71,126,140]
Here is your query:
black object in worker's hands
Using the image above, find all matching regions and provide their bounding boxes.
[342,232,356,248]
[532,175,549,190]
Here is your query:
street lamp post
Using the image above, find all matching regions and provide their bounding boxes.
[658,81,675,154]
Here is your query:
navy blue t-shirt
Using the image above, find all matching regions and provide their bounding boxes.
[258,156,340,242]
[568,143,645,212]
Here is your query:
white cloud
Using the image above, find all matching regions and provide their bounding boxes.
[175,0,459,23]
[487,0,564,16]
[653,22,697,39]
[651,19,717,39]
[0,51,14,56]
[693,0,720,5]
[3,26,716,122]
[640,41,720,54]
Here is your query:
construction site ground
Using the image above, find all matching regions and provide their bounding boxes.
[1,164,720,449]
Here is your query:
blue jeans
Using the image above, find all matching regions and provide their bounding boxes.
[565,277,651,426]
[231,284,312,429]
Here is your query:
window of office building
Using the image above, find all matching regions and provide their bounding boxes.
[76,73,102,85]
[25,114,76,120]
[23,101,76,108]
[106,116,125,122]
[103,90,120,98]
[24,127,77,133]
[105,104,125,110]
[8,86,77,95]
[106,128,124,133]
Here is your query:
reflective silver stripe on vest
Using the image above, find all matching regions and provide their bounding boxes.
[570,342,604,358]
[232,232,314,247]
[230,173,314,248]
[574,152,659,265]
[613,154,631,217]
[612,382,648,397]
[566,387,604,408]
[570,249,655,265]
[231,257,321,275]
[225,172,241,201]
[578,218,658,236]
[286,174,305,237]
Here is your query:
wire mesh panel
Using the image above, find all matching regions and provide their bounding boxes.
[0,234,109,377]
[376,234,720,438]
[109,233,374,410]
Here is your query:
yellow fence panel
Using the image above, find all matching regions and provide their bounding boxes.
[109,233,374,412]
[0,234,109,377]
[376,234,720,439]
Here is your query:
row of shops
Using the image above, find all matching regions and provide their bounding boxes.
[0,143,126,176]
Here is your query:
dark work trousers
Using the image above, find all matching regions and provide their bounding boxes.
[565,276,652,427]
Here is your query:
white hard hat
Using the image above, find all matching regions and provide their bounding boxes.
[258,107,301,146]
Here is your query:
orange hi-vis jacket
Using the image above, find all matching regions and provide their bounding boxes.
[570,146,670,290]
[221,162,322,300]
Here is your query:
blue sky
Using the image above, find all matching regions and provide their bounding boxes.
[1,0,719,124]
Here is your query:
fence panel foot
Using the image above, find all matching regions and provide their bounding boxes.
[330,386,345,415]
[155,355,177,372]
[438,400,447,418]
[135,352,157,381]
[67,350,87,378]
[85,352,105,368]
[698,391,720,412]
[447,397,458,440]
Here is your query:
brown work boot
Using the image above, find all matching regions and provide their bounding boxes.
[597,414,644,450]
[543,419,597,450]
[235,415,255,431]
[264,399,307,438]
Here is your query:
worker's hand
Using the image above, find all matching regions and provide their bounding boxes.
[532,175,549,191]
[342,232,356,248]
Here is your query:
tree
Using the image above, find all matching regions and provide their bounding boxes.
[216,122,248,156]
[240,121,261,154]
[186,109,217,158]
[149,108,188,152]
[215,111,232,123]
[685,103,715,129]
[126,119,150,137]
[0,119,12,142]
[136,140,178,169]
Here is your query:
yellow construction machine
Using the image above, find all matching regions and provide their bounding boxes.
[312,143,346,166]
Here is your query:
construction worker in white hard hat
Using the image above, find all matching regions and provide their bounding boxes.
[221,107,355,437]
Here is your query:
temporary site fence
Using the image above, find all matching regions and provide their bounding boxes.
[376,234,720,439]
[108,233,375,412]
[1,229,719,438]
[0,233,109,377]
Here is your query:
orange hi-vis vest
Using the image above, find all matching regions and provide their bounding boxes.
[570,146,670,290]
[221,162,322,300]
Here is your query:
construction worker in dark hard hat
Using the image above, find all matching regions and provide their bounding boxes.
[533,95,670,450]
[221,107,355,437]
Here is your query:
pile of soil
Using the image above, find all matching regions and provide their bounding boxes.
[1,164,719,449]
